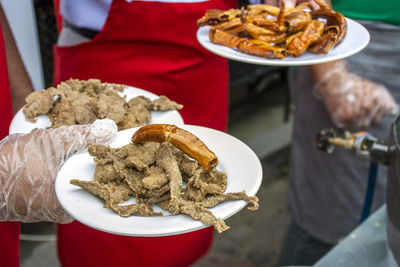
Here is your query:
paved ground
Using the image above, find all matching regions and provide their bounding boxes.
[19,64,293,267]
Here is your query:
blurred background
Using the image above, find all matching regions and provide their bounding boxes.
[7,0,294,266]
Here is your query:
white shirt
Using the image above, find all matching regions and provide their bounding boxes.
[60,0,113,31]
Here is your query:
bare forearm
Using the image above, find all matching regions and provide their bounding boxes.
[0,5,34,114]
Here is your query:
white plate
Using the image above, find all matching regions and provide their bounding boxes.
[9,86,184,134]
[197,18,370,66]
[55,124,263,237]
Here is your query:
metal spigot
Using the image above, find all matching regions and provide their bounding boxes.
[316,128,393,165]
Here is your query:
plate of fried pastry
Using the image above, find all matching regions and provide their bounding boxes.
[9,79,184,134]
[197,0,370,66]
[55,124,262,236]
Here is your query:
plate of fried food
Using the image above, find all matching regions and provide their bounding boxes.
[196,0,370,66]
[55,124,262,236]
[9,79,184,134]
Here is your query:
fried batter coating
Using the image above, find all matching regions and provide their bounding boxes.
[70,128,259,232]
[23,78,183,131]
[70,179,113,204]
[142,167,169,190]
[151,95,183,111]
[155,143,183,215]
[23,87,58,122]
[201,192,259,210]
[93,164,122,184]
[110,203,162,217]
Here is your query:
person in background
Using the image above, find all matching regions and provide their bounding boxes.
[52,0,236,266]
[0,4,117,267]
[0,3,34,266]
[279,0,400,265]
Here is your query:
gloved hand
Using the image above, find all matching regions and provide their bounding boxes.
[0,119,117,223]
[313,60,398,129]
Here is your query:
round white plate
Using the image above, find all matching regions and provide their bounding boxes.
[197,18,370,66]
[55,124,263,237]
[9,86,184,134]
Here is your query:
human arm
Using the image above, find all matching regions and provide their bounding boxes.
[309,60,397,129]
[0,4,34,114]
[0,119,117,223]
[281,0,397,129]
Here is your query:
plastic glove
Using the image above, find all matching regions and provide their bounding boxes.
[0,119,117,223]
[313,61,398,129]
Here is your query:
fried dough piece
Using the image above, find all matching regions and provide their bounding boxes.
[132,124,218,172]
[209,28,246,49]
[70,179,112,203]
[309,25,339,54]
[201,191,259,210]
[142,166,169,190]
[49,99,77,127]
[23,87,58,122]
[156,143,183,214]
[180,156,199,177]
[285,11,312,33]
[151,95,183,111]
[287,19,325,57]
[237,39,288,59]
[110,203,162,217]
[120,168,147,196]
[119,105,151,130]
[124,155,149,173]
[93,91,126,124]
[108,182,134,204]
[127,96,152,109]
[189,169,227,195]
[196,8,241,26]
[159,200,230,233]
[184,168,227,201]
[312,0,347,45]
[93,163,121,184]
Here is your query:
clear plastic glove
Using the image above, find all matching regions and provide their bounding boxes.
[314,61,398,129]
[0,119,117,223]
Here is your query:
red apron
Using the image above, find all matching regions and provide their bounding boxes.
[0,20,20,267]
[53,0,235,266]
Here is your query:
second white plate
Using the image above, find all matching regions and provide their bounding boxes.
[9,86,184,134]
[197,18,370,66]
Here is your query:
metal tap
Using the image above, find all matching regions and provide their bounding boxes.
[316,128,393,165]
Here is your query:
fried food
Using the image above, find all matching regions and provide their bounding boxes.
[131,124,218,171]
[197,1,347,59]
[23,79,183,131]
[71,124,259,233]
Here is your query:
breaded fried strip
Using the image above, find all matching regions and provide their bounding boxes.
[156,143,183,215]
[201,192,259,210]
[141,167,168,190]
[109,203,162,217]
[151,95,183,111]
[159,200,229,233]
[70,179,112,203]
